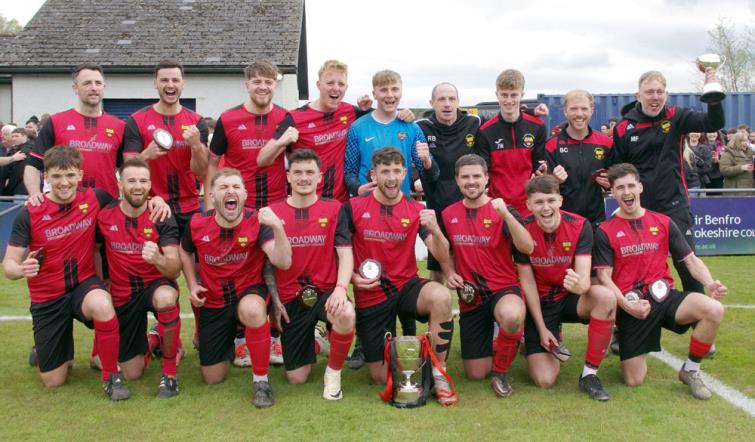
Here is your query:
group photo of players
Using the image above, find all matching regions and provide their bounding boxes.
[1,56,729,409]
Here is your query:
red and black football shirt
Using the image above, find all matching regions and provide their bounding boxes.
[210,104,290,209]
[181,210,273,309]
[473,112,546,215]
[96,202,179,306]
[442,199,525,313]
[269,198,351,304]
[593,210,692,294]
[28,109,126,197]
[9,188,112,303]
[340,193,429,309]
[124,106,209,215]
[516,210,593,303]
[276,102,365,202]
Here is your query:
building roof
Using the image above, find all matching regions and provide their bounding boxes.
[0,0,305,73]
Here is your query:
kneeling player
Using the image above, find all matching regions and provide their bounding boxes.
[594,164,726,400]
[517,176,615,401]
[342,147,457,405]
[443,154,534,398]
[179,168,291,408]
[96,158,182,397]
[268,149,355,400]
[3,147,138,399]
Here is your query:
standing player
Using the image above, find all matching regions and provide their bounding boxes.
[259,60,373,202]
[24,63,126,201]
[341,147,457,405]
[268,149,356,400]
[124,59,209,237]
[474,69,547,216]
[344,70,439,197]
[209,61,290,210]
[612,70,724,292]
[594,163,726,399]
[3,146,128,399]
[96,158,182,398]
[443,154,534,398]
[179,168,291,408]
[545,90,614,226]
[416,83,482,283]
[516,175,615,401]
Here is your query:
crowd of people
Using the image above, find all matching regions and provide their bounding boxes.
[0,58,740,409]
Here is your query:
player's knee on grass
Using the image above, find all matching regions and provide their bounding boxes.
[527,355,559,389]
[286,365,312,384]
[463,358,491,380]
[368,361,386,384]
[120,355,145,380]
[82,289,116,321]
[152,286,178,310]
[622,358,647,387]
[201,362,229,385]
[237,296,267,327]
[39,365,68,388]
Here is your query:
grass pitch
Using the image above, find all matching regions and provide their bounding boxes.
[0,256,753,440]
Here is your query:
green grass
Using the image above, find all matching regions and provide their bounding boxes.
[0,257,753,440]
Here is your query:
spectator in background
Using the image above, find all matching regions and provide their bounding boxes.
[719,131,754,195]
[25,117,39,134]
[682,138,701,191]
[203,116,216,144]
[0,128,32,195]
[685,133,710,190]
[2,124,16,151]
[706,131,726,191]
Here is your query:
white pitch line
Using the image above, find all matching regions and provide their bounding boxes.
[651,349,755,418]
[724,304,755,309]
[0,313,197,321]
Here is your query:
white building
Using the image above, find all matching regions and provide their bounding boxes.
[0,0,309,123]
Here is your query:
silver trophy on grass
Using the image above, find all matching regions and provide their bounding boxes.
[393,336,424,405]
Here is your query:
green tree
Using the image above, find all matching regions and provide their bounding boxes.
[707,17,754,92]
[0,14,23,34]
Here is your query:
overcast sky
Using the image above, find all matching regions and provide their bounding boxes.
[3,0,754,106]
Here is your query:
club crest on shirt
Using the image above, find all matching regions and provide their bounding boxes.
[105,128,114,138]
[562,241,572,251]
[465,134,475,148]
[594,147,605,160]
[340,115,348,124]
[181,125,191,131]
[649,226,659,236]
[143,227,153,239]
[238,235,249,247]
[400,217,410,228]
[78,202,89,213]
[660,120,671,133]
[522,133,535,148]
[318,217,328,228]
[398,132,407,140]
[483,218,492,228]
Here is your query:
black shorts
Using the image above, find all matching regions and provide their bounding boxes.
[30,276,104,372]
[115,278,177,362]
[426,250,441,272]
[280,289,333,371]
[174,210,199,243]
[197,285,268,366]
[524,294,588,356]
[458,288,520,359]
[617,289,692,361]
[355,277,430,363]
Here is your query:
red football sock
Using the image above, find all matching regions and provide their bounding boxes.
[157,305,181,377]
[90,334,98,358]
[327,328,355,370]
[245,321,271,377]
[492,328,523,374]
[688,335,713,362]
[585,317,613,369]
[94,316,120,380]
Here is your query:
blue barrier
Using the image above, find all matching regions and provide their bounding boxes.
[0,200,25,261]
[605,196,755,256]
